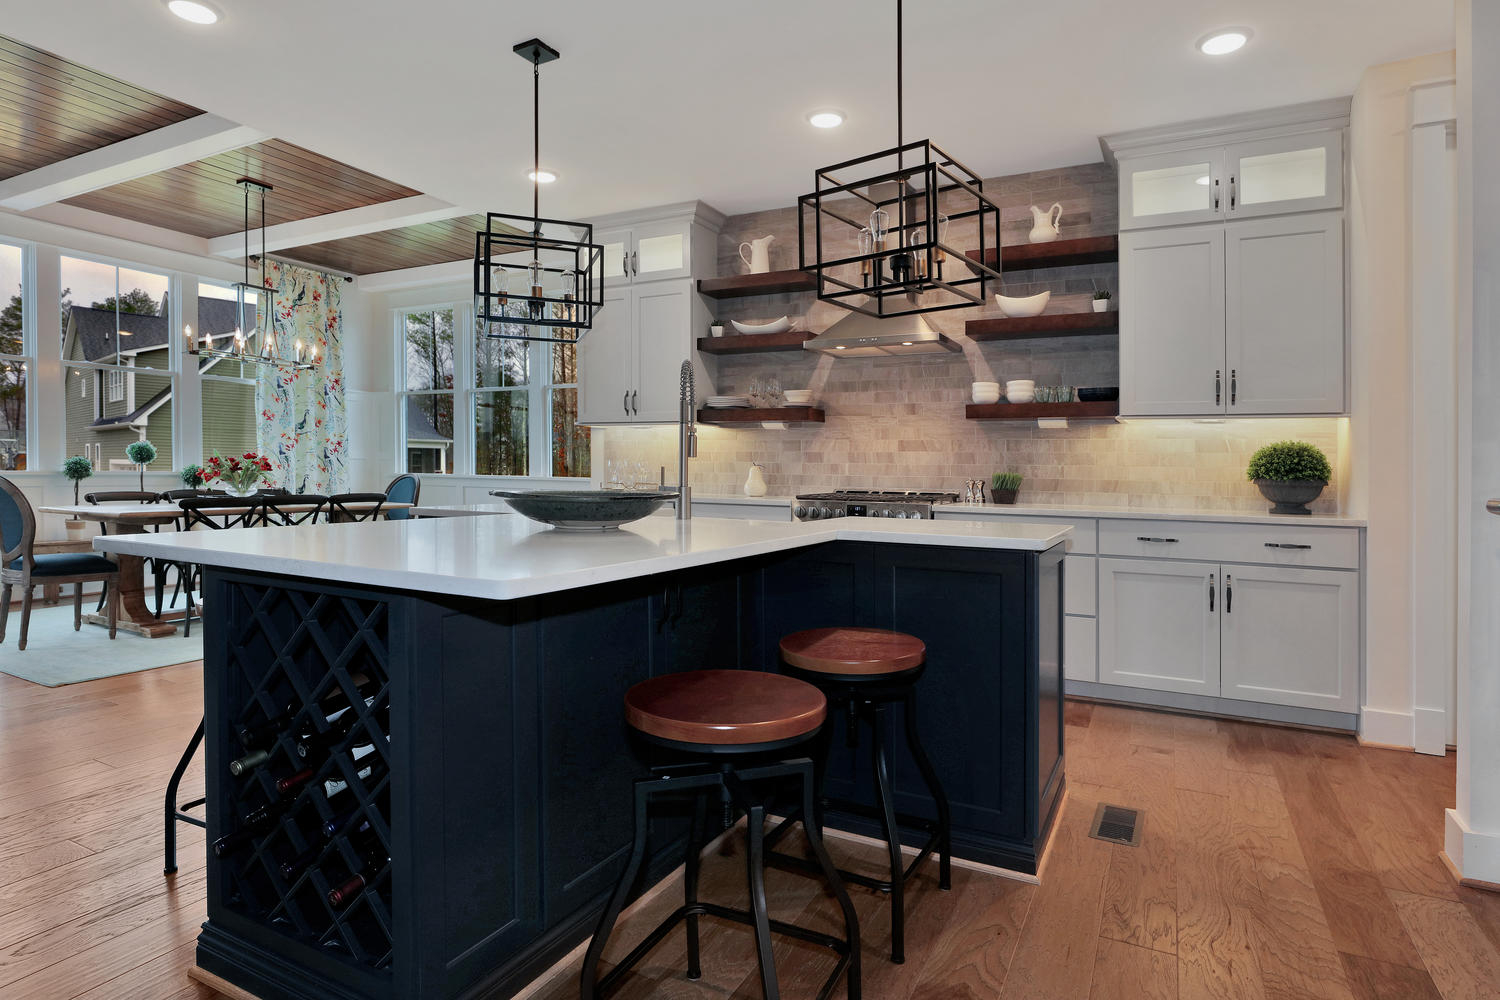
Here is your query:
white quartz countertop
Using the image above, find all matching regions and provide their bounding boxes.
[934,501,1365,528]
[92,513,1069,601]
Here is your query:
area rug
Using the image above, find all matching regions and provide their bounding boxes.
[0,596,204,686]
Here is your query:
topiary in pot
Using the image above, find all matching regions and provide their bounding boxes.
[125,440,157,493]
[61,456,93,534]
[1246,441,1332,515]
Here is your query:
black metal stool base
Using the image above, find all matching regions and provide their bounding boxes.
[164,717,205,875]
[581,757,861,1000]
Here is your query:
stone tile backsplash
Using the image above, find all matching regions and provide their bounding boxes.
[593,162,1344,514]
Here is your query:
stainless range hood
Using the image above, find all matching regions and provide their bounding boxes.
[802,309,960,357]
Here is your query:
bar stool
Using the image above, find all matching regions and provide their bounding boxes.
[581,669,861,1000]
[771,627,952,964]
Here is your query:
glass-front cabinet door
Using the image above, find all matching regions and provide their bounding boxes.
[1224,131,1343,219]
[596,223,693,285]
[599,229,630,283]
[1119,149,1226,230]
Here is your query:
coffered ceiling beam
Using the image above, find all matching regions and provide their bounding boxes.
[0,114,269,211]
[205,195,466,257]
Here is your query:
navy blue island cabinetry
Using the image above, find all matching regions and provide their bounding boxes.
[112,519,1063,1000]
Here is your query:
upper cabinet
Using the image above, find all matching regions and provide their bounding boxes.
[1120,149,1226,229]
[600,220,695,283]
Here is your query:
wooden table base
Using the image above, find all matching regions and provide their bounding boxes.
[82,549,178,638]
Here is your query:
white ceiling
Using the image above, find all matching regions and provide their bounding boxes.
[0,0,1454,222]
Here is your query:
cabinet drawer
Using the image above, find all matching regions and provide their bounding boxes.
[1064,615,1097,683]
[1065,554,1096,616]
[1099,519,1359,569]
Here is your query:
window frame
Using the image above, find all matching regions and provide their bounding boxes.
[0,238,31,471]
[396,303,459,477]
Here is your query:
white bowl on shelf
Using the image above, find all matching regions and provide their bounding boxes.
[1005,379,1036,404]
[971,381,1001,404]
[783,389,814,405]
[993,290,1051,318]
[730,316,792,335]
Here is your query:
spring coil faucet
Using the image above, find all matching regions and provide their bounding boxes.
[678,360,696,520]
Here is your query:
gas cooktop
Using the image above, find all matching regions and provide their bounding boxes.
[791,489,960,521]
[794,490,961,503]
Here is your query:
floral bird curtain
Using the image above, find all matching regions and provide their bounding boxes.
[255,261,348,493]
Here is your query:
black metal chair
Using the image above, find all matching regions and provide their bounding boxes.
[326,493,388,522]
[1,476,119,650]
[261,495,330,526]
[150,490,228,634]
[83,491,159,613]
[382,474,419,520]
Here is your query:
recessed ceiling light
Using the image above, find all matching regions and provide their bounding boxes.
[1195,175,1210,186]
[901,341,914,346]
[166,0,220,24]
[834,344,848,350]
[1197,28,1250,55]
[807,109,845,129]
[528,169,557,184]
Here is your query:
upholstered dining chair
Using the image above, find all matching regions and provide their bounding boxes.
[383,474,420,520]
[1,476,119,650]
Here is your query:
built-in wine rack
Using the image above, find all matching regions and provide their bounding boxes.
[217,581,395,973]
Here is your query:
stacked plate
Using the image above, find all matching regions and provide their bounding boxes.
[705,395,751,408]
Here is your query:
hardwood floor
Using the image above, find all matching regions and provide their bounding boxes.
[1,665,1496,999]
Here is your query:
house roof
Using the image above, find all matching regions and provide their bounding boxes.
[406,396,451,444]
[66,297,254,364]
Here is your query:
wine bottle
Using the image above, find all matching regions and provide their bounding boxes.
[212,799,292,858]
[322,811,370,839]
[234,675,380,750]
[327,828,389,909]
[295,701,387,761]
[321,744,387,798]
[228,748,270,777]
[278,844,323,881]
[274,767,316,797]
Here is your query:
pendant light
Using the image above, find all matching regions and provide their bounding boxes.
[474,39,604,344]
[798,0,1003,319]
[185,178,318,371]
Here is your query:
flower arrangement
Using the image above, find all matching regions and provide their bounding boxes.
[180,464,206,489]
[205,450,274,496]
[62,455,93,505]
[125,440,156,491]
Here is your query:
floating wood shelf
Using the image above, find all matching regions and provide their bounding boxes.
[696,269,818,299]
[965,312,1118,341]
[697,330,816,354]
[697,406,825,424]
[964,235,1119,271]
[965,401,1119,420]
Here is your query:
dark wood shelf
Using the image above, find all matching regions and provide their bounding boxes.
[965,401,1119,420]
[697,330,816,354]
[697,406,825,424]
[966,311,1118,341]
[964,235,1119,272]
[696,270,818,299]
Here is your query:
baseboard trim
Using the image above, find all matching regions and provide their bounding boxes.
[1358,706,1415,749]
[1413,706,1450,756]
[1445,808,1500,887]
[1066,680,1357,731]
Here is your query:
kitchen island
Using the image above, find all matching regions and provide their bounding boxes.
[96,514,1068,1000]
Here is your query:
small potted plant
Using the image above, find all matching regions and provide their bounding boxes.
[991,471,1023,504]
[1246,441,1331,515]
[125,440,156,492]
[180,464,206,492]
[61,455,93,536]
[709,319,725,338]
[205,450,273,497]
[1092,289,1113,313]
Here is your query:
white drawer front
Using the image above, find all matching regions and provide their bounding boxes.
[1065,615,1098,683]
[1098,519,1359,569]
[1065,554,1097,617]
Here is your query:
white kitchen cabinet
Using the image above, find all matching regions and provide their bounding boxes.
[1225,212,1345,413]
[1120,227,1226,416]
[1099,558,1222,696]
[1119,149,1225,230]
[1065,553,1096,617]
[578,281,706,425]
[1064,615,1098,683]
[578,285,637,424]
[1220,564,1358,712]
[600,220,695,284]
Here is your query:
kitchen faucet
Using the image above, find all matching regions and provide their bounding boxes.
[677,360,696,520]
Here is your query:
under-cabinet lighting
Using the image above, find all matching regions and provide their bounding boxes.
[1195,175,1210,186]
[1197,28,1250,55]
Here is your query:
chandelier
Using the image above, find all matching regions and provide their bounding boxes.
[798,0,1003,319]
[474,39,604,344]
[186,178,317,371]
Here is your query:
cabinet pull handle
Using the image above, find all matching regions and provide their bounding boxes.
[1215,369,1222,405]
[631,389,638,414]
[1264,542,1313,550]
[622,390,630,415]
[1213,178,1221,212]
[1226,574,1233,613]
[1229,175,1237,210]
[1136,536,1180,543]
[1230,369,1237,405]
[1209,572,1215,612]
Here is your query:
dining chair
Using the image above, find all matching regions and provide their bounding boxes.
[383,474,420,520]
[326,493,388,522]
[150,491,229,637]
[178,495,273,531]
[83,491,160,613]
[1,476,119,650]
[260,495,330,526]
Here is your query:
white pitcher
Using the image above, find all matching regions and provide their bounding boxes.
[744,463,768,497]
[738,234,775,274]
[1027,203,1063,243]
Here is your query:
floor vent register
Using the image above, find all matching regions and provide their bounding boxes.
[1089,803,1143,847]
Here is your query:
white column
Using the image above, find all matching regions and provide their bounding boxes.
[1448,0,1500,884]
[32,244,62,468]
[1409,80,1459,756]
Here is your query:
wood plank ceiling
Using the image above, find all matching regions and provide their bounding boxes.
[1,34,477,275]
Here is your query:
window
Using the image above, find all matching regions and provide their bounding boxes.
[0,242,26,471]
[473,333,529,476]
[198,281,261,462]
[399,308,455,475]
[546,337,588,477]
[61,256,173,471]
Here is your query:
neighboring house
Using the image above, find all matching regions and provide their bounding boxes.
[406,396,453,474]
[62,298,256,470]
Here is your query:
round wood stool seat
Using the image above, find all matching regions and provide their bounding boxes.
[624,669,827,747]
[779,627,926,677]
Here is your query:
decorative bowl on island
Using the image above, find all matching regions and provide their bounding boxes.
[993,291,1051,318]
[730,316,792,335]
[490,490,677,530]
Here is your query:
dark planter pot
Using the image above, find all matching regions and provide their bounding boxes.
[993,488,1018,505]
[1253,479,1326,515]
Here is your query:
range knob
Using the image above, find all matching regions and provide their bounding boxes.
[833,508,846,517]
[877,509,893,518]
[819,507,834,519]
[794,505,808,519]
[808,507,822,519]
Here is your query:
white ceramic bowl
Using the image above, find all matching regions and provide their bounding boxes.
[783,389,813,405]
[1007,391,1035,404]
[973,390,1001,405]
[730,316,792,335]
[993,290,1051,318]
[1005,379,1035,393]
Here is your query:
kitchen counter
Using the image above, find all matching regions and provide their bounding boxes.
[935,500,1365,528]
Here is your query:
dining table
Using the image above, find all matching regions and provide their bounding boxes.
[36,500,409,638]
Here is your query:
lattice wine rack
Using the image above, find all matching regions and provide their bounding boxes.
[214,580,395,974]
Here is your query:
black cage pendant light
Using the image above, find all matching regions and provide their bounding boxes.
[798,0,1003,319]
[474,39,604,344]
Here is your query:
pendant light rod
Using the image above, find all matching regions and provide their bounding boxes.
[896,0,903,166]
[533,50,540,234]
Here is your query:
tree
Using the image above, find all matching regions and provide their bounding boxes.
[91,288,161,315]
[0,289,23,452]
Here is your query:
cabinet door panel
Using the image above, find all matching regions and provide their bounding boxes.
[1226,212,1345,414]
[1065,615,1098,683]
[1099,558,1221,696]
[1226,131,1343,218]
[1119,149,1225,230]
[1220,565,1357,712]
[632,220,692,281]
[633,283,694,422]
[577,285,634,425]
[1120,227,1226,415]
[599,228,630,283]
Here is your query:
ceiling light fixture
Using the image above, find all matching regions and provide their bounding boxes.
[799,0,1003,320]
[528,169,557,184]
[1197,28,1250,55]
[807,109,845,129]
[474,39,603,344]
[165,0,220,24]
